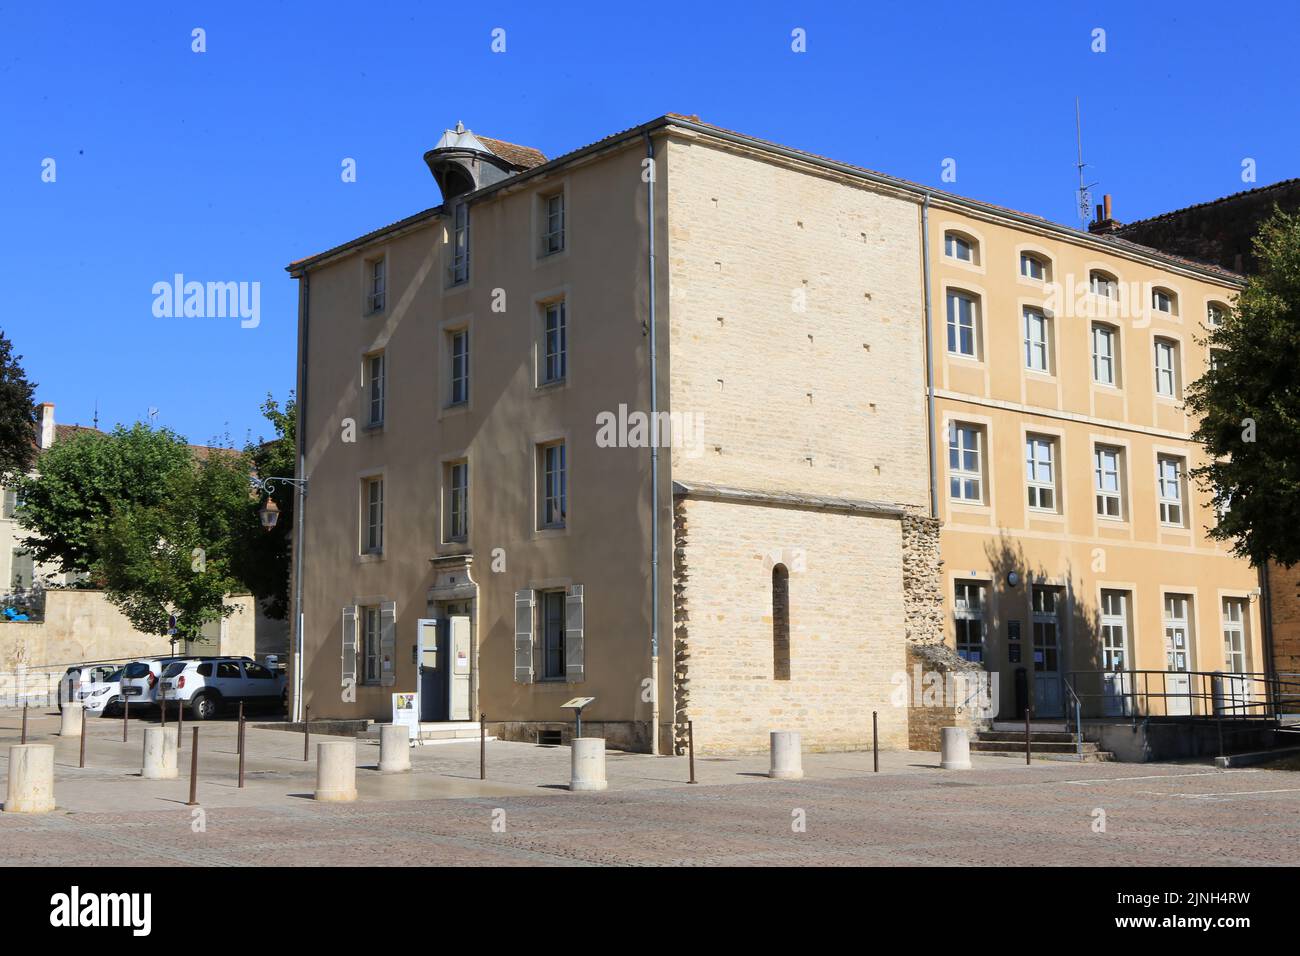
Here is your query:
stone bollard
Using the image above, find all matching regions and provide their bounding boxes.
[315,740,357,802]
[378,724,411,773]
[940,727,972,770]
[769,731,803,780]
[4,744,55,813]
[60,701,84,738]
[141,726,179,779]
[569,737,608,792]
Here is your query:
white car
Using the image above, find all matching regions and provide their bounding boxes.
[79,669,124,716]
[118,658,188,709]
[158,657,286,720]
[58,664,118,711]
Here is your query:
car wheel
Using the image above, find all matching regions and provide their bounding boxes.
[191,692,219,721]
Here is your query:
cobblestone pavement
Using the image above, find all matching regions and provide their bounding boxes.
[2,709,1298,866]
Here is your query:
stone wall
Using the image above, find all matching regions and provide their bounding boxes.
[0,590,257,703]
[671,493,912,755]
[1268,564,1300,677]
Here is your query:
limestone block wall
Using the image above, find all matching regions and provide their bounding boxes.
[672,495,910,754]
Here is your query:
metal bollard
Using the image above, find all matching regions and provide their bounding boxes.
[479,712,486,781]
[122,694,129,742]
[303,706,310,762]
[79,723,86,769]
[688,720,697,784]
[873,711,880,772]
[237,702,245,789]
[177,693,184,750]
[186,727,199,806]
[1025,707,1031,765]
[20,703,27,744]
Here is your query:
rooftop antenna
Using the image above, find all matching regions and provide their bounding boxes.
[147,407,159,426]
[1075,97,1098,229]
[92,399,99,430]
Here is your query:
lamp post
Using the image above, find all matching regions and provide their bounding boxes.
[250,473,308,722]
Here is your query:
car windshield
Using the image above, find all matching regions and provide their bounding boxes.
[105,669,122,681]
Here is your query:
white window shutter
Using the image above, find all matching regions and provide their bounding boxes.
[341,605,357,687]
[380,601,397,687]
[514,589,535,683]
[565,584,585,682]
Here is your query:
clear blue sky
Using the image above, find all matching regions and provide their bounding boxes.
[3,1,1296,445]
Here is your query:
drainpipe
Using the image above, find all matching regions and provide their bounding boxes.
[920,193,938,518]
[292,272,310,724]
[644,131,661,755]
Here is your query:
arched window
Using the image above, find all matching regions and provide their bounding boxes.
[1089,269,1118,299]
[772,564,791,680]
[944,230,978,264]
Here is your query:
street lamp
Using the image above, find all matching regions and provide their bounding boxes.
[249,472,309,722]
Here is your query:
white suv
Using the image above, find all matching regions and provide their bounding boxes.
[118,658,187,709]
[158,657,287,720]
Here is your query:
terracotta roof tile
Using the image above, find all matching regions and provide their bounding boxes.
[476,135,547,170]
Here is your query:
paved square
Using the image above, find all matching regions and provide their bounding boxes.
[2,709,1297,866]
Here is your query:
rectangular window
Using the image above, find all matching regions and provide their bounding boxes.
[948,422,983,503]
[954,580,986,663]
[541,193,565,256]
[540,441,567,529]
[1100,590,1129,671]
[1032,587,1061,674]
[1091,323,1116,385]
[1153,289,1173,313]
[542,300,567,385]
[449,203,469,285]
[367,257,386,313]
[540,590,566,679]
[367,353,385,427]
[362,605,382,684]
[1094,445,1122,519]
[446,461,468,542]
[10,549,33,589]
[1025,435,1056,511]
[1222,598,1248,673]
[946,292,977,357]
[1158,455,1183,526]
[449,329,469,406]
[1164,594,1191,671]
[1090,272,1115,299]
[1207,303,1225,327]
[364,477,384,554]
[1154,339,1177,397]
[1024,307,1049,372]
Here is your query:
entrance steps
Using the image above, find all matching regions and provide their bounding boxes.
[973,725,1113,761]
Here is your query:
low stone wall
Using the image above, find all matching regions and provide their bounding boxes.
[491,720,649,752]
[905,642,993,752]
[0,590,258,705]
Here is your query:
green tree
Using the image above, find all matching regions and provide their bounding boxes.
[0,330,37,481]
[240,393,296,619]
[15,423,193,578]
[1186,207,1300,567]
[94,447,255,640]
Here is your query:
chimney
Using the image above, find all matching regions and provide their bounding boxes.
[38,403,55,450]
[1088,193,1122,235]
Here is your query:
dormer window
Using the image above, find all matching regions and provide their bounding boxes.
[1020,253,1046,281]
[944,231,977,263]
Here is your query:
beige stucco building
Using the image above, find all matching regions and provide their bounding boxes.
[286,114,1262,754]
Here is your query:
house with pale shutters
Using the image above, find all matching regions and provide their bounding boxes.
[286,115,1264,756]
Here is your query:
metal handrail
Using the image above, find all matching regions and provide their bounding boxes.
[1063,680,1084,758]
[1063,669,1300,723]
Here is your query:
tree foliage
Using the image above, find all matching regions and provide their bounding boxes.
[0,330,37,482]
[241,393,296,620]
[1186,207,1300,567]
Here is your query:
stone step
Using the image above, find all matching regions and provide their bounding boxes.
[991,721,1068,732]
[974,745,1115,762]
[971,739,1104,754]
[978,731,1077,743]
